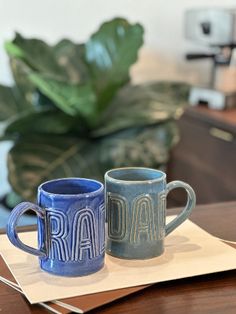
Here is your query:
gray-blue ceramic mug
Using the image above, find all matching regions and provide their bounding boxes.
[105,167,196,259]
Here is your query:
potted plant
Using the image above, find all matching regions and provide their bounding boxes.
[0,17,190,206]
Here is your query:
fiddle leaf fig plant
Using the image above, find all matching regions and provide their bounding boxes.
[0,17,190,204]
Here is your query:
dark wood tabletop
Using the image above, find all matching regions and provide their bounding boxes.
[1,201,236,314]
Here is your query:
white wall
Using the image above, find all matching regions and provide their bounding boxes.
[1,0,236,87]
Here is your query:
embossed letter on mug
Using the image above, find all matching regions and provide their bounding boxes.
[105,167,196,259]
[7,178,105,276]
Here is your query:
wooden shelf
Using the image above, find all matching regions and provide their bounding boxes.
[167,106,236,205]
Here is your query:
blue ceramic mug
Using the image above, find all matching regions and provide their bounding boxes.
[7,178,105,277]
[105,167,196,259]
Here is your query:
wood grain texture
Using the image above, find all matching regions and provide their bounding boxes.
[0,201,236,314]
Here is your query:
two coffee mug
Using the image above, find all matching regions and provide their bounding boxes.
[7,167,196,277]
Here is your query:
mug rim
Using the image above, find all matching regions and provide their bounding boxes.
[105,167,166,184]
[38,177,104,197]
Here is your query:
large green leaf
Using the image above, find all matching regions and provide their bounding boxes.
[9,57,57,110]
[93,82,190,137]
[8,135,103,201]
[0,85,31,121]
[29,73,97,121]
[85,18,144,111]
[9,58,35,104]
[54,39,89,83]
[97,122,179,172]
[0,85,19,121]
[5,34,64,77]
[8,122,178,201]
[4,108,87,137]
[6,34,89,83]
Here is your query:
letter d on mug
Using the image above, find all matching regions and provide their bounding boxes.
[7,178,105,277]
[105,167,196,260]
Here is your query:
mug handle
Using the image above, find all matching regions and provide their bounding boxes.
[7,202,46,257]
[165,181,196,236]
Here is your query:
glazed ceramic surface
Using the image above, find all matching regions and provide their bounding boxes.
[105,167,196,259]
[7,178,105,277]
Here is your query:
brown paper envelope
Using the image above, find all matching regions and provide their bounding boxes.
[55,285,148,313]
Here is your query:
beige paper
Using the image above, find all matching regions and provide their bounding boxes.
[1,218,236,304]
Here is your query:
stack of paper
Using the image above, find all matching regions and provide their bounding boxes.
[1,218,236,313]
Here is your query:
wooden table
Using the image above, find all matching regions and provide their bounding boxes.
[1,201,236,314]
